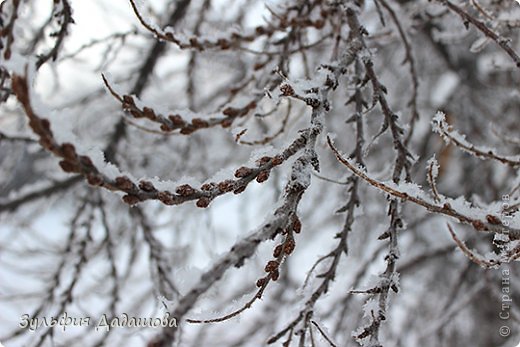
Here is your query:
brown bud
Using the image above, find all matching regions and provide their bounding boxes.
[189,37,199,47]
[176,184,195,196]
[139,180,156,192]
[115,176,135,191]
[196,197,210,208]
[280,83,295,96]
[233,186,246,194]
[314,19,325,29]
[256,170,270,183]
[217,39,230,49]
[192,118,209,128]
[304,97,320,108]
[87,174,103,186]
[39,138,52,149]
[157,191,175,205]
[61,143,76,160]
[472,220,486,231]
[218,180,234,192]
[122,194,140,205]
[201,182,216,191]
[161,124,173,132]
[283,239,295,255]
[122,95,135,107]
[168,114,185,127]
[292,217,302,233]
[142,107,156,119]
[264,260,279,273]
[131,110,143,118]
[235,166,253,178]
[254,61,267,70]
[78,155,94,168]
[40,119,51,131]
[256,156,272,166]
[273,245,283,258]
[271,269,280,281]
[222,107,239,117]
[180,125,196,135]
[486,215,501,225]
[59,160,78,173]
[221,118,233,128]
[272,155,284,166]
[256,277,267,287]
[255,26,266,35]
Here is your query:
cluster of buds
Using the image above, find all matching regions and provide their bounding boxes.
[58,143,98,179]
[104,76,258,134]
[234,154,284,184]
[279,82,325,110]
[113,153,287,207]
[131,0,332,53]
[256,214,301,288]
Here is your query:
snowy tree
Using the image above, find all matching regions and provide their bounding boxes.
[1,0,519,346]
